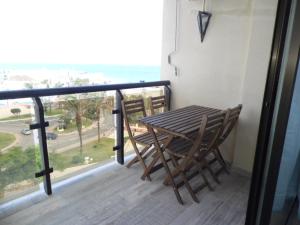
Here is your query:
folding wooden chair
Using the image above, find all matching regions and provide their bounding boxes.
[162,111,227,204]
[208,104,242,175]
[149,95,167,115]
[122,98,168,181]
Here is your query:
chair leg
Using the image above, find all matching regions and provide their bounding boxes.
[126,156,139,168]
[141,152,160,180]
[202,157,221,184]
[170,155,199,203]
[195,163,214,191]
[215,147,230,174]
[126,145,150,168]
[170,154,178,168]
[132,143,152,181]
[163,162,194,186]
[143,146,156,159]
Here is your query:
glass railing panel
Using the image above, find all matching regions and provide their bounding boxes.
[41,92,115,183]
[0,82,169,204]
[0,98,40,203]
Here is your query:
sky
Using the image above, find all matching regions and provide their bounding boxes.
[0,0,163,65]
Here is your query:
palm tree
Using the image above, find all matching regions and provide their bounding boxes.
[85,95,107,143]
[85,96,103,143]
[41,80,52,113]
[64,95,85,155]
[63,78,91,155]
[96,95,114,141]
[24,82,34,89]
[95,99,102,143]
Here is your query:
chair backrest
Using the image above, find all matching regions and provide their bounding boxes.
[121,98,147,139]
[218,104,242,145]
[182,110,228,169]
[149,95,167,115]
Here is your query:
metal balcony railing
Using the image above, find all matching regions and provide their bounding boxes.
[0,80,171,197]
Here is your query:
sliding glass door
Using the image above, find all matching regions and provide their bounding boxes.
[246,0,300,224]
[270,59,300,225]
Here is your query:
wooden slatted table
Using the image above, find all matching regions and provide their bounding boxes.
[140,105,221,138]
[139,105,222,182]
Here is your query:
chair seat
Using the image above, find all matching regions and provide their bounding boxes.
[134,132,169,145]
[165,138,193,157]
[166,138,208,158]
[187,131,215,142]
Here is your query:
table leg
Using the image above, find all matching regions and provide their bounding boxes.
[148,127,184,204]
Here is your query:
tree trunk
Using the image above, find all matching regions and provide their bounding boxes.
[79,129,83,156]
[97,107,101,143]
[0,189,4,199]
[0,183,5,199]
[76,112,83,156]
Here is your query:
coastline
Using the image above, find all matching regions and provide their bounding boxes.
[0,64,161,92]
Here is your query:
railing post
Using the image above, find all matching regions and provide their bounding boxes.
[31,97,53,195]
[164,85,171,111]
[113,90,124,165]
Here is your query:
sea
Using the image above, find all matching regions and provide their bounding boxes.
[0,64,161,106]
[0,64,160,83]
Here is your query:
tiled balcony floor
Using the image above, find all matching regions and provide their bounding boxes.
[0,161,250,225]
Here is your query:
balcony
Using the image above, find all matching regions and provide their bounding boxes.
[0,81,250,225]
[0,0,280,223]
[1,157,249,225]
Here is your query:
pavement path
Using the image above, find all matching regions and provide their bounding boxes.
[0,133,19,153]
[0,114,115,153]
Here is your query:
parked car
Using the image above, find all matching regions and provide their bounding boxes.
[46,132,57,140]
[21,128,32,135]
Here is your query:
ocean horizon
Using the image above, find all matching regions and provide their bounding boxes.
[0,64,161,83]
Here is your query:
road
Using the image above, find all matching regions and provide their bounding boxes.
[0,114,114,153]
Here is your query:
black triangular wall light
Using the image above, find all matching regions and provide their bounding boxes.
[197,11,212,42]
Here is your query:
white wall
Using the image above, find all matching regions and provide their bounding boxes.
[161,0,278,172]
